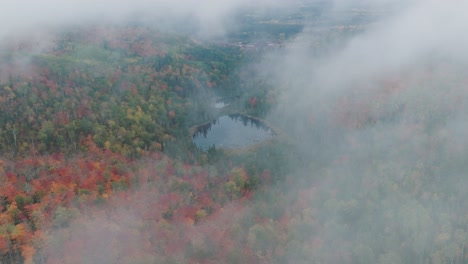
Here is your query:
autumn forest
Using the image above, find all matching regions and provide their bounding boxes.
[1,1,468,264]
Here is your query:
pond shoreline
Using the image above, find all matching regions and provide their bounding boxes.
[189,112,281,137]
[191,113,279,151]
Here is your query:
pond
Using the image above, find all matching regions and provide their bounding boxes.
[192,114,274,151]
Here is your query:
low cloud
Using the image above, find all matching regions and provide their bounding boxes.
[4,0,467,262]
[1,0,296,41]
[261,0,468,262]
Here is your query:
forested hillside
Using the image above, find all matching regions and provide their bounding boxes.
[0,2,467,264]
[0,26,247,158]
[0,24,291,264]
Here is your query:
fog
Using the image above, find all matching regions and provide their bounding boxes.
[1,0,295,40]
[3,0,467,263]
[262,0,468,262]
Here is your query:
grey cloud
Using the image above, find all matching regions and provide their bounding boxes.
[263,0,468,261]
[1,0,296,40]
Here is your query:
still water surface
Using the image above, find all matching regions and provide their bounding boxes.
[193,114,274,151]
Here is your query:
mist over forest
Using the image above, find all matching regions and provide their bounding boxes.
[0,0,467,263]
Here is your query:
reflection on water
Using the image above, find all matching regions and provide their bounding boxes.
[193,114,274,151]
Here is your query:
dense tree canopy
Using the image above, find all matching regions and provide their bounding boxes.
[0,22,466,264]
